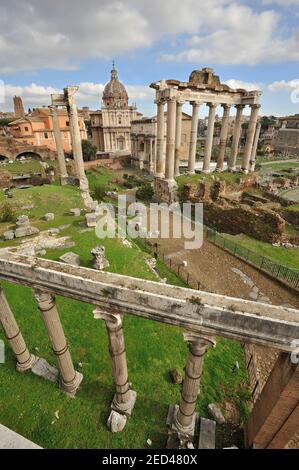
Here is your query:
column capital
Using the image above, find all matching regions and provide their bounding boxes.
[155,99,165,106]
[93,307,123,330]
[207,102,218,109]
[250,103,261,110]
[189,100,201,107]
[235,104,246,110]
[176,99,185,107]
[183,332,216,351]
[221,103,232,110]
[34,290,55,310]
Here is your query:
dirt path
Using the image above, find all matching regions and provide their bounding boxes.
[156,235,299,309]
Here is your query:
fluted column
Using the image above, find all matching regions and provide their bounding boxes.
[203,103,217,173]
[216,104,231,172]
[250,121,262,172]
[229,104,245,171]
[174,101,184,177]
[242,104,261,173]
[93,309,136,427]
[49,105,68,183]
[165,98,177,181]
[155,100,165,177]
[188,102,200,174]
[0,288,36,372]
[34,290,82,395]
[173,333,216,437]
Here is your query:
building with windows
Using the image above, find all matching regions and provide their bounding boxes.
[131,113,192,172]
[8,107,87,153]
[90,64,140,154]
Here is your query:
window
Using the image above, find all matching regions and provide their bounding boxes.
[44,132,49,139]
[24,126,29,132]
[66,121,69,126]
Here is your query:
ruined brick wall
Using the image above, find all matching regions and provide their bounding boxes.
[282,208,299,228]
[0,170,12,189]
[203,201,285,243]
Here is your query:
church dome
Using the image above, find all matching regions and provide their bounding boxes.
[103,64,129,109]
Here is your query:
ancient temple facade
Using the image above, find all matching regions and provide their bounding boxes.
[90,65,140,155]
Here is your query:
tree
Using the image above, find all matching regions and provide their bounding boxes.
[81,139,97,161]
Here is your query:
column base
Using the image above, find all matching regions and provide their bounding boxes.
[16,354,38,373]
[228,166,237,173]
[166,405,198,449]
[111,389,137,417]
[241,168,249,174]
[60,176,69,186]
[60,371,83,396]
[215,167,224,173]
[202,169,211,174]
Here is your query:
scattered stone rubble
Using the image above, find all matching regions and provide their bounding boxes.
[208,403,226,425]
[59,252,80,266]
[4,215,40,240]
[231,268,271,303]
[43,213,55,222]
[91,246,109,270]
[70,208,81,217]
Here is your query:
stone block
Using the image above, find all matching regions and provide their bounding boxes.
[70,208,81,217]
[59,252,80,266]
[16,215,30,227]
[31,357,59,383]
[86,212,98,228]
[91,245,110,270]
[15,226,40,238]
[43,213,55,221]
[3,230,14,240]
[107,410,127,433]
[208,403,226,424]
[198,417,216,449]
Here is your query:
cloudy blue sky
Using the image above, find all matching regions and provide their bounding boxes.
[0,0,298,118]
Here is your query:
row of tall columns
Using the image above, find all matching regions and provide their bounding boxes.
[1,283,216,444]
[154,98,261,179]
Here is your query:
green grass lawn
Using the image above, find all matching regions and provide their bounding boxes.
[0,159,59,175]
[176,171,253,190]
[0,182,249,449]
[223,233,299,269]
[260,162,299,174]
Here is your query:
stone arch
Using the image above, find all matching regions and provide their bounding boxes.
[15,151,43,161]
[0,154,9,162]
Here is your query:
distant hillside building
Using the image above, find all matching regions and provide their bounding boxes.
[13,96,25,118]
[90,64,140,154]
[131,113,192,172]
[8,107,87,153]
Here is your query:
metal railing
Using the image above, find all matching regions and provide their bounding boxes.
[204,227,299,290]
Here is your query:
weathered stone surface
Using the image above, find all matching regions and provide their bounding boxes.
[70,208,81,217]
[3,230,14,240]
[16,215,30,227]
[107,410,127,433]
[31,357,59,383]
[43,213,55,221]
[169,368,183,385]
[0,424,42,449]
[208,403,226,425]
[91,246,109,270]
[198,417,216,449]
[15,226,40,238]
[86,212,98,227]
[47,228,60,235]
[59,252,80,266]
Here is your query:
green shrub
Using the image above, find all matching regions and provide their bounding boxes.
[136,183,154,201]
[0,202,15,223]
[92,185,109,201]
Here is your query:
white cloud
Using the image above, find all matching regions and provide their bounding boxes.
[0,0,298,73]
[268,79,299,92]
[1,81,153,112]
[224,79,262,91]
[263,0,299,6]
